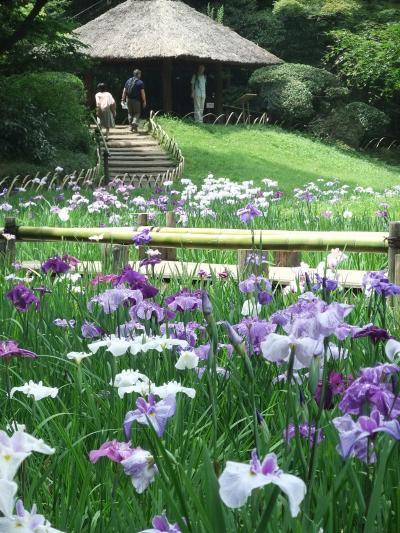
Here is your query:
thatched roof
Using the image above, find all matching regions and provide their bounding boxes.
[75,0,282,66]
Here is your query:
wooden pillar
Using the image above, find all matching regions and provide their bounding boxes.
[84,71,95,108]
[162,59,173,113]
[0,217,17,269]
[215,63,223,115]
[158,211,177,261]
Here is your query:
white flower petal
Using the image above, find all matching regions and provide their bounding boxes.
[175,351,199,370]
[260,333,291,363]
[385,339,400,362]
[0,480,17,516]
[218,462,268,508]
[270,473,307,518]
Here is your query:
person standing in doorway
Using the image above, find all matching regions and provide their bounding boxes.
[95,83,116,140]
[121,69,147,132]
[191,64,206,123]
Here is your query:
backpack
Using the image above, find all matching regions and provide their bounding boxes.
[126,77,139,99]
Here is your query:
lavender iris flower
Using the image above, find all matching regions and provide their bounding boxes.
[133,228,152,247]
[339,363,400,418]
[121,447,159,493]
[165,289,202,312]
[333,410,400,463]
[0,340,37,360]
[6,284,40,312]
[139,513,181,533]
[41,256,70,275]
[87,286,143,314]
[285,423,324,446]
[124,394,176,439]
[237,203,262,223]
[81,321,104,339]
[0,500,65,532]
[235,318,276,353]
[362,271,400,297]
[131,301,165,322]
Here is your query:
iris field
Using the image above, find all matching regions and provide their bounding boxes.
[1,174,400,532]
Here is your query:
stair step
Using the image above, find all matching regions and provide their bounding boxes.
[110,167,174,173]
[109,157,173,163]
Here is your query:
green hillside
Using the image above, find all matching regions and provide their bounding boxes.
[161,118,400,191]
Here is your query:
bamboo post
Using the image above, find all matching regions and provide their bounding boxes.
[0,217,17,268]
[137,213,148,260]
[273,251,302,268]
[158,211,177,261]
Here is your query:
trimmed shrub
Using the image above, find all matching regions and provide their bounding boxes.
[249,63,348,126]
[310,101,390,147]
[10,72,92,153]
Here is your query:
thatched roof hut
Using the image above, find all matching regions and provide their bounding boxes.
[76,0,282,114]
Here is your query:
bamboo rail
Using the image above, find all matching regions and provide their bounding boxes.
[2,224,388,253]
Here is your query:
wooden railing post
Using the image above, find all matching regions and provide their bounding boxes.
[101,244,129,272]
[388,221,400,285]
[158,211,177,261]
[237,249,268,276]
[273,251,302,268]
[0,217,17,268]
[103,150,109,183]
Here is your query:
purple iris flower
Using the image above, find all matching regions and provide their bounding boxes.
[339,363,400,418]
[353,324,390,343]
[6,284,41,312]
[139,256,162,267]
[140,513,181,533]
[133,228,152,246]
[41,256,70,275]
[239,275,271,294]
[312,274,338,293]
[53,318,75,328]
[124,394,176,439]
[333,410,400,463]
[161,321,201,347]
[0,340,37,360]
[87,286,143,314]
[165,289,202,312]
[315,372,351,409]
[113,266,158,299]
[362,271,400,297]
[285,423,324,446]
[81,321,104,339]
[237,203,262,223]
[61,255,80,267]
[258,291,273,305]
[235,318,276,353]
[130,301,165,322]
[121,447,158,493]
[91,274,119,286]
[89,440,135,464]
[32,286,52,295]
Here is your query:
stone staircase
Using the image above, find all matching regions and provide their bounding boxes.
[105,125,176,180]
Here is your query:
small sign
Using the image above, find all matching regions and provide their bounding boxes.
[206,102,215,109]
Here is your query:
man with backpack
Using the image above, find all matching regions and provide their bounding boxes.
[121,69,147,132]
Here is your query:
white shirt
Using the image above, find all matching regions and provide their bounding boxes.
[191,74,206,97]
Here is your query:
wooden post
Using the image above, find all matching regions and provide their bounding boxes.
[237,249,268,276]
[0,217,17,268]
[388,221,400,284]
[101,244,129,272]
[103,150,109,183]
[137,213,148,260]
[273,251,302,268]
[215,63,223,116]
[162,59,173,113]
[158,211,177,261]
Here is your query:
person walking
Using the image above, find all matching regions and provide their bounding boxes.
[191,64,206,123]
[95,83,116,140]
[121,69,146,133]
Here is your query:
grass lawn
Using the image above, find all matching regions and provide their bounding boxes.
[160,118,400,191]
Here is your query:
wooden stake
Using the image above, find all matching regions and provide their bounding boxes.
[101,244,129,272]
[0,217,17,268]
[388,222,400,283]
[159,211,177,261]
[273,251,302,268]
[137,213,148,260]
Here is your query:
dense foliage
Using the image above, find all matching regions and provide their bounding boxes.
[0,72,95,168]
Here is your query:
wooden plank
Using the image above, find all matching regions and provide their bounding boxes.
[17,259,367,287]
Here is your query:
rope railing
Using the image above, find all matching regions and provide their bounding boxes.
[147,111,185,184]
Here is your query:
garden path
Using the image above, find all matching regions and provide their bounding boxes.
[105,125,176,179]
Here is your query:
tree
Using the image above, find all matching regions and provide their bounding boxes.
[326,23,400,100]
[0,0,88,74]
